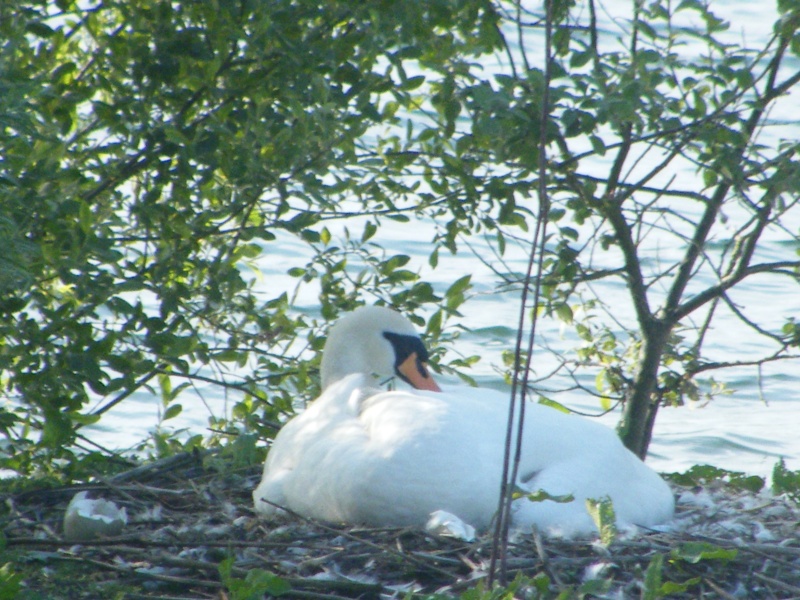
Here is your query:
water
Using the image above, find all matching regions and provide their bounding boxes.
[87,0,800,480]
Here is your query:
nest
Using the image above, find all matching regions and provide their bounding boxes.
[3,451,800,599]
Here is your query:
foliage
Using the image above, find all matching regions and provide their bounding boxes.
[1,0,799,477]
[665,464,765,493]
[426,572,613,600]
[0,563,22,600]
[512,488,575,504]
[641,553,702,599]
[584,496,617,546]
[0,0,497,475]
[219,558,290,600]
[772,458,800,503]
[671,541,738,564]
[640,541,739,599]
[433,0,800,457]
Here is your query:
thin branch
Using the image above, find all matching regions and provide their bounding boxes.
[602,200,653,327]
[87,372,159,420]
[664,31,793,319]
[489,0,554,586]
[686,350,800,377]
[674,260,800,321]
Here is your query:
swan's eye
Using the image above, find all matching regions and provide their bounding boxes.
[382,331,431,382]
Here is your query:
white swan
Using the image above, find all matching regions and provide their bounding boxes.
[252,305,674,536]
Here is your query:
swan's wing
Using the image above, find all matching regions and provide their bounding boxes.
[252,374,371,517]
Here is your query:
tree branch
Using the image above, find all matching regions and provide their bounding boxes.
[663,40,791,320]
[674,260,800,320]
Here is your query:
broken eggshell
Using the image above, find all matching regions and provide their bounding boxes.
[63,491,128,541]
[425,510,476,542]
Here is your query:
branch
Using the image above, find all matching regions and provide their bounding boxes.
[663,38,792,320]
[490,0,555,586]
[720,289,792,345]
[766,68,800,102]
[674,260,800,320]
[687,350,800,377]
[602,200,654,327]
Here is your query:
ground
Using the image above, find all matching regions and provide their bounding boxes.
[2,452,800,599]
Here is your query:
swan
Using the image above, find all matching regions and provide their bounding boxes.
[252,305,674,536]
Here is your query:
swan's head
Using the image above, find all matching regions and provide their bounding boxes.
[319,305,441,392]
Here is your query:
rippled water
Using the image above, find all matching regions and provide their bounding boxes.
[87,0,800,479]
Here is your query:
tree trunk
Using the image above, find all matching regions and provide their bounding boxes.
[618,320,670,460]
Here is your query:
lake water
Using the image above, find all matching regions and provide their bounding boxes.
[86,0,800,481]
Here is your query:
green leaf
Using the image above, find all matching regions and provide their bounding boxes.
[384,254,410,270]
[446,275,472,297]
[320,227,331,245]
[586,496,617,545]
[220,557,290,600]
[362,221,377,242]
[236,243,262,259]
[0,563,23,600]
[247,570,291,596]
[569,50,592,68]
[537,396,571,413]
[589,134,606,156]
[665,465,764,493]
[660,577,702,594]
[641,553,663,600]
[513,489,575,504]
[428,246,439,268]
[163,404,183,421]
[554,302,573,323]
[403,75,426,90]
[79,201,94,234]
[67,411,102,427]
[671,542,738,564]
[772,458,800,502]
[25,21,55,38]
[595,370,607,393]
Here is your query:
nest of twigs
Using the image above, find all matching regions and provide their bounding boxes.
[3,451,800,599]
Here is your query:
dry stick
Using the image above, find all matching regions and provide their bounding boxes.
[488,0,555,587]
[110,449,208,483]
[531,527,564,590]
[123,594,212,600]
[752,572,800,596]
[704,579,743,600]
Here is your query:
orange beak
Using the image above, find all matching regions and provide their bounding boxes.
[397,352,441,392]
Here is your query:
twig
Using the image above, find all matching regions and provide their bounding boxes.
[489,0,555,585]
[531,526,564,590]
[111,450,209,483]
[753,572,800,595]
[705,578,743,600]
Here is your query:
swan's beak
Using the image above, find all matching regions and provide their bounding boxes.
[397,353,441,392]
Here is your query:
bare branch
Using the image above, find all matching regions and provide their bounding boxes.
[675,260,800,320]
